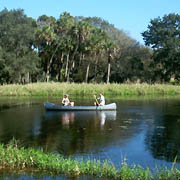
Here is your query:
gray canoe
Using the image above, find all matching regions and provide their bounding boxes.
[44,102,117,111]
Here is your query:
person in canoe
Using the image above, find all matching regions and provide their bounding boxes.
[94,93,105,106]
[62,94,74,106]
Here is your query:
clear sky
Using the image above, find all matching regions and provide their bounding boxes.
[0,0,180,44]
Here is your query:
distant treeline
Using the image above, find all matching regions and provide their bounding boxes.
[0,9,179,84]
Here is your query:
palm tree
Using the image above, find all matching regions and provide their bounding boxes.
[104,40,117,83]
[35,15,58,82]
[56,12,78,82]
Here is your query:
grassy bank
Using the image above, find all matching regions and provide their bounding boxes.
[0,82,180,97]
[0,140,180,180]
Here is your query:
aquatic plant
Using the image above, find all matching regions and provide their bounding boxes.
[0,82,180,97]
[0,139,180,179]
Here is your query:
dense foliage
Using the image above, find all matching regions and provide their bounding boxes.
[142,13,180,82]
[0,8,41,84]
[1,9,179,84]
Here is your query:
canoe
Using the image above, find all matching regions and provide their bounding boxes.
[44,102,117,111]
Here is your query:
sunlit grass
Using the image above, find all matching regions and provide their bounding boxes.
[1,139,180,179]
[0,82,180,96]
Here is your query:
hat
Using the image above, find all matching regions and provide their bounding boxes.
[64,94,69,96]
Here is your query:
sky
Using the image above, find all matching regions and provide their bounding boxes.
[0,0,180,44]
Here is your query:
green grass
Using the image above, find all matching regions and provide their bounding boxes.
[1,82,180,97]
[1,139,180,179]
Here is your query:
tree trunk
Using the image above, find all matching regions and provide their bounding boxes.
[56,52,64,81]
[107,63,111,83]
[46,45,59,82]
[46,60,52,82]
[85,63,90,83]
[46,70,50,82]
[107,55,111,83]
[65,53,69,80]
[71,45,78,62]
[26,72,30,83]
[94,57,98,82]
[67,70,70,82]
[72,60,75,69]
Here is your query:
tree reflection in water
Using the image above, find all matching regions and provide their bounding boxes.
[145,113,180,162]
[42,111,117,154]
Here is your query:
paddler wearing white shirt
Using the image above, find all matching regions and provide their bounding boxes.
[94,93,105,106]
[62,94,74,106]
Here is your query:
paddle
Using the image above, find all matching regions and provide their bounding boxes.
[94,94,100,106]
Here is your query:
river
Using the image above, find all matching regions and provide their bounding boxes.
[0,96,180,179]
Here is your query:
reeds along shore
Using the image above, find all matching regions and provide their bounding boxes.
[0,82,180,96]
[1,140,180,180]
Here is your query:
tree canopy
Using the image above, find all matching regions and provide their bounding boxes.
[142,13,180,82]
[0,8,167,84]
[0,8,41,84]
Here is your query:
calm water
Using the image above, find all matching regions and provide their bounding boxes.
[1,96,180,178]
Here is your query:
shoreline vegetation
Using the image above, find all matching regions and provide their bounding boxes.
[0,140,180,180]
[0,82,180,97]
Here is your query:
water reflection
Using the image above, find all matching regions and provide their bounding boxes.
[145,112,180,162]
[41,111,117,154]
[61,112,75,126]
[45,111,116,128]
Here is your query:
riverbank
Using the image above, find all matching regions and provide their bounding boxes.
[0,82,180,97]
[1,140,180,180]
